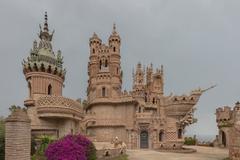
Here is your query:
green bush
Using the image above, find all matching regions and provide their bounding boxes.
[31,137,37,156]
[31,135,53,160]
[184,137,196,145]
[86,141,97,160]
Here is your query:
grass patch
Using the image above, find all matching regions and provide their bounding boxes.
[223,158,230,160]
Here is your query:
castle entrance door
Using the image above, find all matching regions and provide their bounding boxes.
[140,130,149,149]
[222,131,226,147]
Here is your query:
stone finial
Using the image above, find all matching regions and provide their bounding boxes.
[43,12,49,32]
[39,12,54,41]
[112,23,117,34]
[161,65,164,75]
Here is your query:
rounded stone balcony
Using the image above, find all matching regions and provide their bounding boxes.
[36,96,83,120]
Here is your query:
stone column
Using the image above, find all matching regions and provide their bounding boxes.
[5,109,31,160]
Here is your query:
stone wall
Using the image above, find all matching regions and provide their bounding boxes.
[229,125,240,159]
[5,109,31,160]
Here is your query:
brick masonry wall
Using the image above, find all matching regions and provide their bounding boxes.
[5,109,31,160]
[229,123,240,159]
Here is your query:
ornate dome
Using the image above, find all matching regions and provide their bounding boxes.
[22,12,66,79]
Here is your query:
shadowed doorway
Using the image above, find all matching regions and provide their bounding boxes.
[221,131,226,147]
[140,130,149,149]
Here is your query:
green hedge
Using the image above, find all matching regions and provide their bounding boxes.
[184,137,196,145]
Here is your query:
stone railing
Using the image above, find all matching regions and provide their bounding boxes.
[88,96,136,106]
[136,113,153,119]
[87,119,125,127]
[165,103,195,117]
[36,96,83,120]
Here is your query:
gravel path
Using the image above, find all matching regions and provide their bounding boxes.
[127,146,228,160]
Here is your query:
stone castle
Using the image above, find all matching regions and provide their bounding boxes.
[22,13,210,149]
[215,102,240,148]
[216,102,240,159]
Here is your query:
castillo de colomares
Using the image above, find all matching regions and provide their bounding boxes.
[1,1,240,160]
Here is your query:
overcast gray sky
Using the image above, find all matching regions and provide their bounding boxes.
[1,0,240,137]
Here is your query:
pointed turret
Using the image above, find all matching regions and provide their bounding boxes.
[109,23,121,53]
[89,32,102,55]
[89,32,102,45]
[22,12,65,106]
[146,64,153,86]
[133,63,145,93]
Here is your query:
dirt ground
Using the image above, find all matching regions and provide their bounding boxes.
[127,146,228,160]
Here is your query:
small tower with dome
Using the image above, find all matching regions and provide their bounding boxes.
[23,12,65,105]
[22,12,83,138]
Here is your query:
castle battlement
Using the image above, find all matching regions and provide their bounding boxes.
[216,106,233,122]
[215,102,240,149]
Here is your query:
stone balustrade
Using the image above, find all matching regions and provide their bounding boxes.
[88,96,136,106]
[36,96,83,120]
[136,113,152,119]
[87,119,125,127]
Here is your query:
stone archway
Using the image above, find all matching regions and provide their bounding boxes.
[221,131,227,147]
[140,130,149,149]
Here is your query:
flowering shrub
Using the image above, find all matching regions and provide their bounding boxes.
[45,134,96,160]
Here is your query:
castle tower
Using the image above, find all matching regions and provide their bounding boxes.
[146,64,153,87]
[21,13,84,138]
[151,65,164,95]
[22,12,66,107]
[87,24,122,101]
[133,63,145,93]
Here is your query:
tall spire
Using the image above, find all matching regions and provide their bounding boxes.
[39,12,54,41]
[43,12,49,32]
[112,23,117,34]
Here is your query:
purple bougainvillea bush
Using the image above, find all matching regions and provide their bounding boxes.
[45,134,96,160]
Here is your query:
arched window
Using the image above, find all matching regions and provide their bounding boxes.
[145,93,148,102]
[178,129,182,139]
[152,98,156,104]
[159,130,164,142]
[102,87,106,97]
[105,59,108,67]
[92,48,95,54]
[113,47,116,52]
[99,60,102,69]
[48,84,52,95]
[116,67,119,74]
[28,82,32,98]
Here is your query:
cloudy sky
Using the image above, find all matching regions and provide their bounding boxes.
[0,0,240,137]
